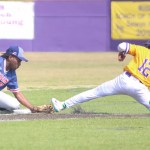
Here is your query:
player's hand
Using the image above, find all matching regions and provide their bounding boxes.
[118,52,126,61]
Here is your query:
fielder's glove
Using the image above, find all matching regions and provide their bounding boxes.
[32,104,54,113]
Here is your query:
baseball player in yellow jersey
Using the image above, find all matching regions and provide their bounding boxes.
[52,41,150,112]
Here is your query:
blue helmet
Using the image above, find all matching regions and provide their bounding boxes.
[145,40,150,49]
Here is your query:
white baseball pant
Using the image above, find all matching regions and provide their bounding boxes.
[0,91,20,111]
[65,72,150,109]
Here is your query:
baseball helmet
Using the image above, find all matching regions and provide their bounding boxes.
[144,40,150,49]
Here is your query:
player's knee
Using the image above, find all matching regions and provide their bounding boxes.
[141,100,150,111]
[7,100,20,111]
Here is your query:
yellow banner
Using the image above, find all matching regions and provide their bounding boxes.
[111,1,150,39]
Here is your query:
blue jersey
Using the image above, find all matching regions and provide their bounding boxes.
[0,57,19,92]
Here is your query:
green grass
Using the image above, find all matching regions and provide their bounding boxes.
[1,52,150,150]
[16,52,127,89]
[0,118,150,150]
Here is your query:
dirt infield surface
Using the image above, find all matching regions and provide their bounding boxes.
[0,113,150,121]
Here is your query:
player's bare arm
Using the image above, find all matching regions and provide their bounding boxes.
[13,91,34,111]
[13,91,54,113]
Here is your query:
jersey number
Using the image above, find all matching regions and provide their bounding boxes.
[138,58,150,77]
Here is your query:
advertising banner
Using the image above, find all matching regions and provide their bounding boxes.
[111,1,150,39]
[0,1,34,39]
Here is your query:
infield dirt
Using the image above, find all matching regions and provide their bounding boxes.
[0,113,150,121]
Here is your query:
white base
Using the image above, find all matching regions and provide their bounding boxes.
[13,109,32,114]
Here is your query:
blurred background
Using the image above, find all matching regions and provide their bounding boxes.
[0,0,150,52]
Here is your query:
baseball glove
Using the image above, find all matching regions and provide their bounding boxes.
[32,104,54,113]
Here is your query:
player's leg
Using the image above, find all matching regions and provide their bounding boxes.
[117,73,150,109]
[0,91,20,111]
[52,74,125,111]
[128,84,150,110]
[64,80,120,108]
[52,72,150,112]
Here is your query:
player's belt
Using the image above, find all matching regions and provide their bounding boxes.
[125,71,131,77]
[125,71,143,84]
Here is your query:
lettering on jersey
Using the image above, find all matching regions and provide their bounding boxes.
[138,58,150,77]
[0,72,9,86]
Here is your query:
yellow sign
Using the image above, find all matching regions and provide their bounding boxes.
[111,1,150,39]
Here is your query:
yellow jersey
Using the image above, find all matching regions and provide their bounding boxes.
[124,44,150,87]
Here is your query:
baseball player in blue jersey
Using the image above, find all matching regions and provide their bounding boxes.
[0,45,37,112]
[51,40,150,112]
[0,46,54,114]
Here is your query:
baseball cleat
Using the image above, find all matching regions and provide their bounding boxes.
[51,98,66,112]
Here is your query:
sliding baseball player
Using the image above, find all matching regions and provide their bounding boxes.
[52,41,150,112]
